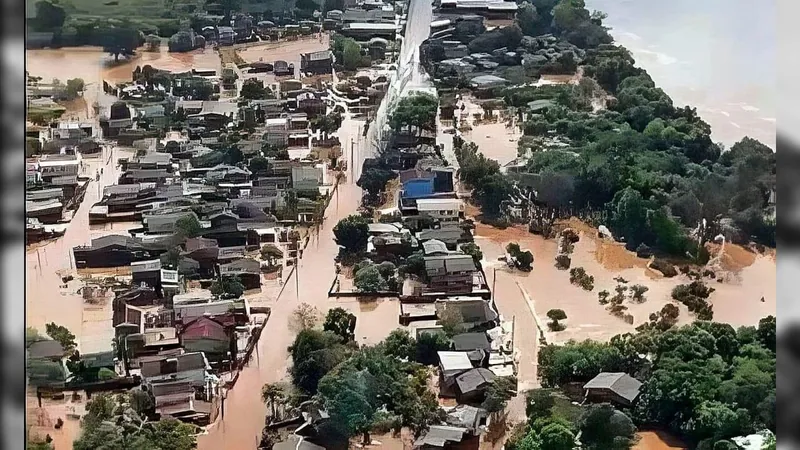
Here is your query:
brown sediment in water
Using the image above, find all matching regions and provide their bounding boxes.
[706,242,758,273]
[633,431,688,450]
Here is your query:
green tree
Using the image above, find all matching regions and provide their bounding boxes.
[459,242,483,266]
[310,111,344,140]
[240,78,274,100]
[546,309,567,331]
[26,327,46,348]
[390,93,439,135]
[342,39,363,71]
[97,368,117,381]
[33,0,66,31]
[384,329,416,360]
[415,332,451,365]
[579,404,636,450]
[45,322,76,354]
[261,383,286,421]
[174,215,202,238]
[354,265,389,293]
[357,168,397,203]
[103,26,141,62]
[757,315,776,352]
[248,156,270,175]
[539,422,576,450]
[323,307,357,341]
[333,215,370,253]
[210,276,245,298]
[475,172,513,218]
[289,329,353,395]
[481,376,517,413]
[526,389,556,421]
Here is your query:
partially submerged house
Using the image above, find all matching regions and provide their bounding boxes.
[582,372,642,407]
[300,51,333,75]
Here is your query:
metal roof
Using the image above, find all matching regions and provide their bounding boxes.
[455,367,496,394]
[451,332,491,351]
[413,425,467,448]
[583,372,642,403]
[437,351,473,373]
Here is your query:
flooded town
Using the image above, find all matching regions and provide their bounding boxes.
[25,0,776,449]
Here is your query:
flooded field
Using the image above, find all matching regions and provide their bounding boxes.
[27,45,223,117]
[237,35,330,83]
[473,219,776,344]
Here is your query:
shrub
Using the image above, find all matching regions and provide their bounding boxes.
[547,309,567,331]
[569,267,594,291]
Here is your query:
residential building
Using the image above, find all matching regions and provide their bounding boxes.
[435,297,498,327]
[179,315,235,363]
[424,254,477,295]
[73,235,166,268]
[415,198,464,223]
[142,210,199,234]
[38,154,80,183]
[582,372,642,407]
[437,0,518,19]
[454,367,496,403]
[217,26,235,45]
[300,51,333,75]
[139,351,210,388]
[219,258,261,289]
[172,290,236,323]
[265,117,290,147]
[339,22,397,40]
[413,425,472,449]
[291,165,324,193]
[417,227,472,250]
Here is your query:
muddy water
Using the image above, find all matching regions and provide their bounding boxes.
[237,36,330,82]
[474,222,776,344]
[26,45,223,117]
[197,117,393,449]
[634,431,688,450]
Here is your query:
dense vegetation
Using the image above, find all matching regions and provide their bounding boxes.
[446,0,775,256]
[287,324,446,446]
[535,316,776,448]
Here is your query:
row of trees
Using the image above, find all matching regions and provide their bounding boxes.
[536,316,776,448]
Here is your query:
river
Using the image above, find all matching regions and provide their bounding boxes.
[585,0,776,149]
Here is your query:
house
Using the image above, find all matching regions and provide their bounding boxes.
[27,340,66,361]
[179,316,235,363]
[444,404,489,433]
[454,367,496,403]
[415,198,464,223]
[399,169,435,199]
[424,254,477,295]
[339,22,397,40]
[422,239,450,256]
[217,26,235,45]
[436,297,498,327]
[300,51,333,75]
[274,435,326,450]
[143,210,199,234]
[437,350,474,392]
[438,0,518,19]
[131,259,163,289]
[418,228,472,250]
[172,291,236,323]
[413,425,471,449]
[265,117,290,147]
[451,332,491,352]
[291,165,324,192]
[148,380,198,418]
[119,168,172,185]
[73,235,165,269]
[582,372,642,407]
[139,351,210,388]
[26,199,63,223]
[219,258,261,290]
[38,154,80,183]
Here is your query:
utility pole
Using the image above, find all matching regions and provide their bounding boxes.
[350,138,355,183]
[492,267,497,300]
[511,315,516,354]
[295,255,300,302]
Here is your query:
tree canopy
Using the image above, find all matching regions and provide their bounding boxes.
[333,215,370,253]
[389,93,439,135]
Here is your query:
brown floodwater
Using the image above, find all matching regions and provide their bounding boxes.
[474,221,776,344]
[197,117,395,449]
[634,431,688,450]
[27,45,223,117]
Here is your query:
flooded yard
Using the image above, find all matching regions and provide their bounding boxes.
[237,35,330,84]
[634,430,688,450]
[472,219,776,344]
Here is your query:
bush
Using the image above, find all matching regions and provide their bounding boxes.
[97,368,118,381]
[354,265,389,293]
[547,309,567,331]
[569,267,594,291]
[672,281,714,320]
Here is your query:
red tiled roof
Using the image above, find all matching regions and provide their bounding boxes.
[179,316,229,341]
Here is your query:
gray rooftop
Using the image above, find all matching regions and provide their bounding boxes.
[422,239,449,255]
[455,367,496,394]
[27,340,65,359]
[425,254,476,276]
[413,425,467,448]
[437,351,473,373]
[583,372,642,403]
[451,332,491,352]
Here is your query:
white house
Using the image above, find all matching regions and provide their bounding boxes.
[415,198,464,223]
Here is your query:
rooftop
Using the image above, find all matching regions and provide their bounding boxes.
[583,372,642,403]
[455,367,495,393]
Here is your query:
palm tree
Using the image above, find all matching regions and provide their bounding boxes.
[261,383,285,422]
